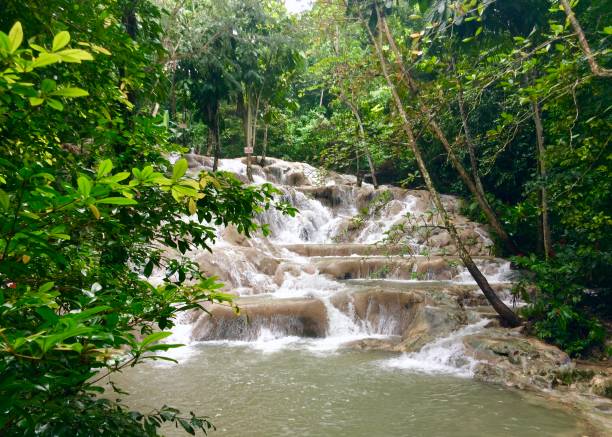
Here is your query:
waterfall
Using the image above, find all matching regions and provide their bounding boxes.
[162,156,514,373]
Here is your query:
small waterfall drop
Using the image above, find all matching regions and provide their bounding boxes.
[381,319,489,377]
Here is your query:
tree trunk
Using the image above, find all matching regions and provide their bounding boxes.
[260,123,268,166]
[531,98,552,259]
[205,103,217,156]
[245,103,253,182]
[560,0,612,78]
[370,6,520,327]
[169,71,177,121]
[212,108,221,171]
[379,14,519,255]
[241,88,261,182]
[206,127,214,156]
[455,71,486,198]
[339,93,379,188]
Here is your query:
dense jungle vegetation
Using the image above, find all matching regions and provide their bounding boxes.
[0,0,610,435]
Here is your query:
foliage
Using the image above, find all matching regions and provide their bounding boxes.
[292,0,610,355]
[0,16,292,435]
[514,251,607,356]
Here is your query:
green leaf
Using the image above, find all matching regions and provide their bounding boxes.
[143,260,154,277]
[95,197,138,206]
[0,32,9,53]
[52,31,70,52]
[38,282,55,293]
[604,26,612,35]
[68,305,111,321]
[77,176,92,198]
[140,331,172,348]
[0,188,9,210]
[30,53,62,69]
[143,343,183,352]
[53,87,89,98]
[100,172,130,183]
[172,158,188,180]
[29,43,46,52]
[55,49,93,63]
[29,97,44,106]
[46,98,64,111]
[89,204,100,219]
[97,159,113,178]
[172,185,198,198]
[41,79,56,93]
[8,21,23,53]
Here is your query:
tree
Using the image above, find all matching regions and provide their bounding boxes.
[355,1,521,326]
[0,10,294,435]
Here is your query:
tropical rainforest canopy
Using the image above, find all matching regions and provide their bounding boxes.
[0,0,610,435]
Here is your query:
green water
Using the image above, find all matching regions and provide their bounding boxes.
[107,344,587,436]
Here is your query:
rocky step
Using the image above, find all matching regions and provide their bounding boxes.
[311,255,509,282]
[189,287,471,346]
[344,280,512,308]
[280,243,409,257]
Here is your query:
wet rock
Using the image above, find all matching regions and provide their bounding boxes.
[393,299,466,352]
[184,153,213,170]
[591,375,612,398]
[332,289,427,336]
[385,200,406,217]
[274,263,304,286]
[415,258,457,281]
[428,232,451,248]
[345,337,399,351]
[281,243,406,257]
[299,185,351,208]
[220,225,250,246]
[463,329,573,390]
[355,188,376,211]
[316,258,413,280]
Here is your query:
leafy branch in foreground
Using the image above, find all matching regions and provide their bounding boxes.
[0,19,291,435]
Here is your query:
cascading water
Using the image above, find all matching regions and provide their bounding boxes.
[166,156,514,369]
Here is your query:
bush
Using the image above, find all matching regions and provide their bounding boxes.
[513,251,607,357]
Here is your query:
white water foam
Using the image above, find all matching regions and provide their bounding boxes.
[258,188,346,244]
[380,319,489,377]
[356,196,417,244]
[149,316,199,365]
[455,261,514,284]
[272,271,343,298]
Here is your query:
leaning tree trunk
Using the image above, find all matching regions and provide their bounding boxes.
[560,0,612,78]
[379,14,519,256]
[369,6,520,327]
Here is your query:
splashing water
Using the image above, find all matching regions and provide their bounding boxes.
[381,319,489,377]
